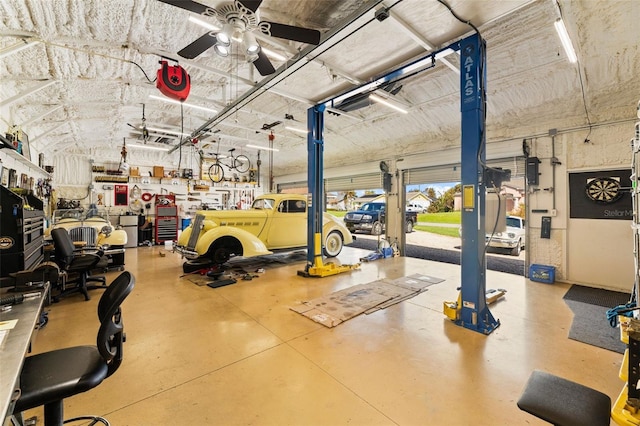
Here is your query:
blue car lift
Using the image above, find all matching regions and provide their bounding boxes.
[302,32,498,336]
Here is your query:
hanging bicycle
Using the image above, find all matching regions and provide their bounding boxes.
[207,148,251,183]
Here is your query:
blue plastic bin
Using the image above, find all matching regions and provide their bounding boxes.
[181,218,192,230]
[529,264,556,284]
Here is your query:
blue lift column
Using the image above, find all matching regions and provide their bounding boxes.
[299,104,360,278]
[306,105,324,272]
[458,33,500,334]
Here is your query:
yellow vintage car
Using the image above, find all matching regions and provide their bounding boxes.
[176,193,354,264]
[47,208,128,248]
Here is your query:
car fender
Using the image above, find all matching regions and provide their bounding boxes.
[195,226,273,258]
[100,229,128,246]
[322,214,353,244]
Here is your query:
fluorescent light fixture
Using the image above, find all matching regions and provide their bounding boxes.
[246,144,279,152]
[148,94,217,114]
[0,39,40,59]
[369,94,408,114]
[554,18,577,63]
[188,16,220,32]
[261,47,287,62]
[332,80,381,105]
[145,126,190,137]
[285,126,308,134]
[402,56,435,75]
[128,144,170,152]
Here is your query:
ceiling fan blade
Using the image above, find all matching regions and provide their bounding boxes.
[237,0,262,13]
[178,33,217,59]
[259,21,321,45]
[157,0,213,15]
[252,50,276,76]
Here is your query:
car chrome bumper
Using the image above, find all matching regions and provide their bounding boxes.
[174,246,199,259]
[486,238,518,248]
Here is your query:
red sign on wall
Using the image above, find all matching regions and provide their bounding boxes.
[114,184,128,206]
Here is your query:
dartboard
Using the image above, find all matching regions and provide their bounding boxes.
[585,177,622,203]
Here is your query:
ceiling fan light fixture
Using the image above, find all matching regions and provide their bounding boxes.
[243,32,260,55]
[217,23,233,46]
[214,43,229,57]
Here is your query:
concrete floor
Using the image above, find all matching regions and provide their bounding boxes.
[19,245,623,425]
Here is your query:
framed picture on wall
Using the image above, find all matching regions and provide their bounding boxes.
[19,131,31,162]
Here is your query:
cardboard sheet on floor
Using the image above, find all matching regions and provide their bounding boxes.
[291,276,445,327]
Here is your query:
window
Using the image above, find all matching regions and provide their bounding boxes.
[278,200,306,213]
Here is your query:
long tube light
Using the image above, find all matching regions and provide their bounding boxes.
[369,93,408,114]
[246,144,279,152]
[188,16,220,32]
[128,144,170,152]
[554,18,577,63]
[148,95,218,114]
[261,47,287,62]
[285,126,308,134]
[144,126,190,137]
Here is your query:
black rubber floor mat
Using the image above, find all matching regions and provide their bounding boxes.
[563,284,631,308]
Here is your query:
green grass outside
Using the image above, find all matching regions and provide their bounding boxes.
[417,211,461,224]
[414,225,460,238]
[327,210,459,238]
[328,210,461,223]
[328,210,346,218]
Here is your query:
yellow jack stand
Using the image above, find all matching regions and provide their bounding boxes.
[443,288,506,321]
[298,233,360,278]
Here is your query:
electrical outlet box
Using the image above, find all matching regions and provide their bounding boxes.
[102,185,114,190]
[541,216,551,239]
[550,209,557,217]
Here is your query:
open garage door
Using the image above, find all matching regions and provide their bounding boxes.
[325,173,383,192]
[404,156,525,185]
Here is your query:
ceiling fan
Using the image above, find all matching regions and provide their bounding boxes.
[158,0,322,76]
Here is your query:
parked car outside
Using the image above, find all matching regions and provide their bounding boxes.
[406,203,427,213]
[176,193,354,264]
[486,215,525,256]
[343,202,417,235]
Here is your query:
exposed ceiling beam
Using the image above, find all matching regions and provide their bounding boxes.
[388,9,459,74]
[18,105,64,127]
[0,80,57,108]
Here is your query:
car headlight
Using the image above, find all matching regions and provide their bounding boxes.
[507,232,516,238]
[363,214,372,220]
[101,226,112,237]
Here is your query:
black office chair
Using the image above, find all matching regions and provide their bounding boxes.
[12,271,135,426]
[51,228,106,301]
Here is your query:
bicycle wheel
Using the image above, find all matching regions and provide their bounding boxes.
[234,155,251,173]
[208,163,224,183]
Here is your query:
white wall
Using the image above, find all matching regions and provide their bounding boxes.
[527,121,636,291]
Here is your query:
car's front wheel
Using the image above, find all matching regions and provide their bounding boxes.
[371,221,383,235]
[511,239,522,256]
[406,220,414,233]
[323,231,344,257]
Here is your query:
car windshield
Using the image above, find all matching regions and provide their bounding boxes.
[361,203,384,211]
[506,217,523,228]
[252,198,275,210]
[53,208,109,223]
